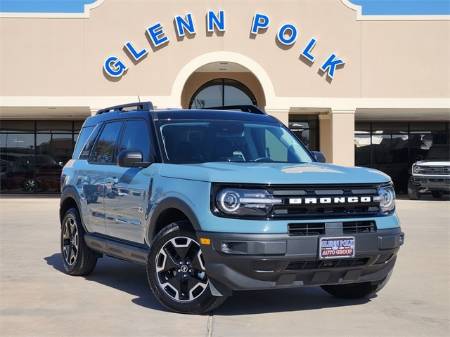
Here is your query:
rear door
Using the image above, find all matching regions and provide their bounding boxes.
[84,120,123,235]
[104,119,153,244]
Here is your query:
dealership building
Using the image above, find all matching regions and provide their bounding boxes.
[0,0,449,194]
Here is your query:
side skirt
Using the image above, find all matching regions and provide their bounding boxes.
[85,233,149,265]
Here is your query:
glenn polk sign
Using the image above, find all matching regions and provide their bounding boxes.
[103,11,345,81]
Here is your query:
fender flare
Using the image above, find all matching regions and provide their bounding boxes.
[59,186,86,230]
[147,197,201,243]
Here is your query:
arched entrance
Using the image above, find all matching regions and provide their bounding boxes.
[180,61,266,109]
[189,78,257,109]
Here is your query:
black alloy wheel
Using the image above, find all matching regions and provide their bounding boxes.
[147,222,227,314]
[155,236,209,302]
[60,208,97,276]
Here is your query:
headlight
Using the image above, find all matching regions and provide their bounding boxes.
[412,165,422,174]
[376,184,396,213]
[215,188,282,217]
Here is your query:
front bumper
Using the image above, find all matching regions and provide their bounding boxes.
[411,175,450,192]
[198,228,404,294]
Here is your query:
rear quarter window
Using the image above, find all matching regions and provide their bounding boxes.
[72,125,95,159]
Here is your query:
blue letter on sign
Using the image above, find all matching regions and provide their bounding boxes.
[146,22,169,47]
[277,23,298,46]
[251,13,270,35]
[301,38,317,62]
[124,41,148,62]
[103,56,127,78]
[207,10,225,32]
[175,13,196,37]
[321,53,345,79]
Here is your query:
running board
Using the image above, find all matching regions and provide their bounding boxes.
[85,234,148,265]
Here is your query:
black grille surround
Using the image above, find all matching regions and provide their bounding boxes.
[211,183,389,220]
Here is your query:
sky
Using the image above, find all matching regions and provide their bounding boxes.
[349,0,450,15]
[0,0,449,16]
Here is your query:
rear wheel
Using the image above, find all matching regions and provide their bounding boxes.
[60,208,97,276]
[147,221,227,314]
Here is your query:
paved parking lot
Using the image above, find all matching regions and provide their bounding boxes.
[0,197,449,337]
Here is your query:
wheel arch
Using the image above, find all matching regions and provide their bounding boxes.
[59,186,83,227]
[147,197,201,244]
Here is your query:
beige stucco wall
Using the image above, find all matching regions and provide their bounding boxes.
[0,0,448,101]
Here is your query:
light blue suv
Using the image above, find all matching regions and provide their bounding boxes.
[59,102,404,313]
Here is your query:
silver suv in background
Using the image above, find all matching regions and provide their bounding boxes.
[408,145,450,199]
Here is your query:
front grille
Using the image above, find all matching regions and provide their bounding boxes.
[343,221,376,234]
[288,223,325,236]
[270,184,381,219]
[286,258,369,270]
[288,221,376,236]
[417,166,450,175]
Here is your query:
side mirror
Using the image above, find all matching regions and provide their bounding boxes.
[312,151,326,163]
[117,150,151,168]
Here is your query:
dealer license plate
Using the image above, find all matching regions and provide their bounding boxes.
[319,237,355,259]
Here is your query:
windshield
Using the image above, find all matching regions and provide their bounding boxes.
[158,120,313,164]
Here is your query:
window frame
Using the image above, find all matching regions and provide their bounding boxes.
[88,120,124,165]
[117,118,153,162]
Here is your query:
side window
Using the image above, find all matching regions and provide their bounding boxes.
[118,120,151,161]
[73,125,94,159]
[90,121,123,164]
[79,124,100,160]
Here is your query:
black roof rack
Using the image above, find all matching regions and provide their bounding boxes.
[203,105,266,115]
[96,101,154,115]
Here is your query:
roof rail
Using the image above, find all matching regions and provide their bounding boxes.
[203,105,266,115]
[96,101,154,115]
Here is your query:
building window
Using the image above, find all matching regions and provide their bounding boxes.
[0,120,83,194]
[289,115,319,151]
[189,78,257,108]
[355,122,450,192]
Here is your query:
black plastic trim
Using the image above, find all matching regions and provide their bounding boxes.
[84,233,149,265]
[147,197,201,243]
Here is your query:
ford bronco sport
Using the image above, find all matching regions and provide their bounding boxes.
[59,102,404,314]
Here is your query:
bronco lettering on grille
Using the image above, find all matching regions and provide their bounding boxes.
[289,196,373,205]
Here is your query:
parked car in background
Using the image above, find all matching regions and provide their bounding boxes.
[408,145,450,199]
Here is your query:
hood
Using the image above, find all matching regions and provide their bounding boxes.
[158,162,391,185]
[415,161,450,166]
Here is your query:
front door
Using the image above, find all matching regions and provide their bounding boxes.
[104,119,153,244]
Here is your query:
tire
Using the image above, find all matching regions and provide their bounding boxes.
[407,180,420,200]
[60,207,97,276]
[146,221,227,314]
[431,191,443,199]
[321,273,391,299]
[23,178,38,192]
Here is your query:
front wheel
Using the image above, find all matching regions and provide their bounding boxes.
[321,273,391,299]
[407,180,420,200]
[147,221,227,314]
